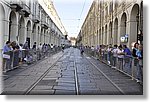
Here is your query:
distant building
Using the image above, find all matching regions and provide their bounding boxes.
[70,37,76,46]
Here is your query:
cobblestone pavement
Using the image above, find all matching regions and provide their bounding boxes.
[1,48,142,95]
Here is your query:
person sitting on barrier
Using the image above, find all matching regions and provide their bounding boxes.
[136,44,143,83]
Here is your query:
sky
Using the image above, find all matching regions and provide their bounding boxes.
[52,0,93,38]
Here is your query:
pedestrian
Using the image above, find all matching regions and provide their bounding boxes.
[2,41,12,72]
[38,43,42,51]
[23,41,29,50]
[91,46,94,56]
[38,43,42,60]
[117,45,124,70]
[123,45,132,74]
[23,41,29,61]
[132,43,139,57]
[107,44,112,65]
[136,44,143,83]
[132,43,139,66]
[32,42,37,50]
[11,41,17,50]
[62,44,65,52]
[80,45,84,55]
[50,44,54,52]
[18,43,23,64]
[111,45,118,68]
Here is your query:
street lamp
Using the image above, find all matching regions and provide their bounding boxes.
[136,14,139,43]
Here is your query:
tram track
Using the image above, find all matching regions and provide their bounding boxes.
[24,49,80,95]
[84,55,125,95]
[24,52,66,95]
[74,61,80,95]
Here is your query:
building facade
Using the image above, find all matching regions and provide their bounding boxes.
[77,0,143,49]
[0,0,68,50]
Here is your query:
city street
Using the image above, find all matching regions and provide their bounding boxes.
[1,48,142,95]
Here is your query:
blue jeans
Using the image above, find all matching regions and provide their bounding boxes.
[124,58,132,75]
[136,63,143,82]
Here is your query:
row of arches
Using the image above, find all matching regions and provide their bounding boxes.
[93,3,141,48]
[0,3,62,49]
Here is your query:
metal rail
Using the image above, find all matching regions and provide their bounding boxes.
[24,53,64,95]
[74,61,80,95]
[85,55,125,95]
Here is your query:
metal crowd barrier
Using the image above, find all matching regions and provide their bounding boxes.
[2,47,62,73]
[84,48,143,83]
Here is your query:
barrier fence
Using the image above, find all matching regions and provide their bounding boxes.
[2,46,62,73]
[84,47,143,83]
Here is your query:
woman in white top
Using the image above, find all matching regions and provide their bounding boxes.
[117,45,124,70]
[117,45,124,58]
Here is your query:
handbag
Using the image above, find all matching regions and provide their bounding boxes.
[3,54,10,59]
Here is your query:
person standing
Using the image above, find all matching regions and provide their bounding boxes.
[80,45,84,55]
[136,44,143,83]
[117,45,124,70]
[32,42,37,50]
[123,45,132,74]
[132,43,139,66]
[107,44,112,65]
[111,45,118,68]
[2,41,12,72]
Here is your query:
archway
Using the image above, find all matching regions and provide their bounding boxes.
[37,26,40,45]
[120,13,127,44]
[130,4,139,44]
[114,18,118,45]
[102,27,104,44]
[99,29,101,45]
[9,11,17,42]
[0,3,5,47]
[108,22,112,44]
[26,21,31,38]
[105,25,107,45]
[41,28,44,44]
[19,16,25,44]
[32,24,36,46]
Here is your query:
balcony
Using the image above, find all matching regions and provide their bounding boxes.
[33,15,40,23]
[41,21,49,29]
[10,1,23,11]
[10,1,30,17]
[22,4,31,17]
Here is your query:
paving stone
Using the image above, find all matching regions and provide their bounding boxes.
[33,85,53,90]
[53,85,75,91]
[29,90,55,95]
[57,82,75,87]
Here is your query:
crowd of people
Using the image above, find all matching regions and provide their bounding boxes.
[2,40,63,72]
[80,43,143,83]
